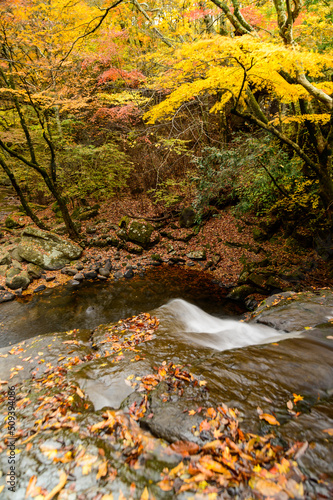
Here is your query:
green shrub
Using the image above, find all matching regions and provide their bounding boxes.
[190,133,321,221]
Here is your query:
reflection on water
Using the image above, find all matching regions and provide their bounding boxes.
[0,266,245,347]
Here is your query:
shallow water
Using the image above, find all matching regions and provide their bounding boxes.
[0,266,244,348]
[0,266,332,491]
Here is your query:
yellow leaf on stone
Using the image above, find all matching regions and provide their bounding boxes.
[293,393,304,403]
[259,413,280,425]
[250,477,282,496]
[76,387,84,398]
[140,486,149,500]
[323,428,333,436]
[43,471,67,500]
[96,461,108,479]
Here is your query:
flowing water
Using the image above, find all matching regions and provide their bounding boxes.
[157,298,299,351]
[0,263,332,493]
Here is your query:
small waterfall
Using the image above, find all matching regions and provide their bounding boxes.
[157,299,298,351]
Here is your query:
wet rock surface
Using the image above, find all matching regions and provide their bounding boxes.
[250,289,333,331]
[17,227,82,270]
[5,268,31,290]
[0,279,333,498]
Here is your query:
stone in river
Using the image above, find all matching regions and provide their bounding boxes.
[73,273,84,281]
[124,268,134,279]
[98,267,110,277]
[27,263,43,279]
[0,290,15,303]
[84,271,98,280]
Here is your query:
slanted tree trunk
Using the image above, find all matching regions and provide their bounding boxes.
[0,157,49,230]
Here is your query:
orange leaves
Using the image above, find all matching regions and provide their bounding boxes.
[250,477,284,497]
[157,478,173,491]
[199,455,232,477]
[25,475,38,498]
[169,440,200,456]
[323,428,333,436]
[293,393,304,404]
[90,411,116,433]
[199,419,211,432]
[259,413,280,426]
[96,461,108,479]
[43,472,67,500]
[96,312,159,357]
[98,67,145,88]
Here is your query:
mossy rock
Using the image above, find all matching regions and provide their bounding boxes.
[252,227,268,242]
[227,285,257,301]
[151,253,162,261]
[5,268,31,290]
[118,216,130,229]
[5,216,22,229]
[247,272,267,289]
[116,228,128,241]
[127,220,154,248]
[17,227,82,270]
[77,208,99,221]
[179,207,196,228]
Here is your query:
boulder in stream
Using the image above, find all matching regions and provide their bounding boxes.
[251,289,333,331]
[17,227,82,270]
[0,290,15,302]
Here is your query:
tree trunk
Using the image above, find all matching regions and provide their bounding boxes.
[0,159,49,230]
[40,170,79,239]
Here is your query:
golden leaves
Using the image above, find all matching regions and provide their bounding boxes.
[293,393,304,404]
[144,34,332,125]
[259,413,280,426]
[43,472,67,500]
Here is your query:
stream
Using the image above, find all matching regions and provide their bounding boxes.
[0,188,332,497]
[0,266,332,497]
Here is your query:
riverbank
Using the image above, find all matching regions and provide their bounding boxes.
[0,192,332,306]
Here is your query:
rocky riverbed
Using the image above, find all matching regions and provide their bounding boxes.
[0,289,332,499]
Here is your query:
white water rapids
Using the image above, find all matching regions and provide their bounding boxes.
[156,299,299,351]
